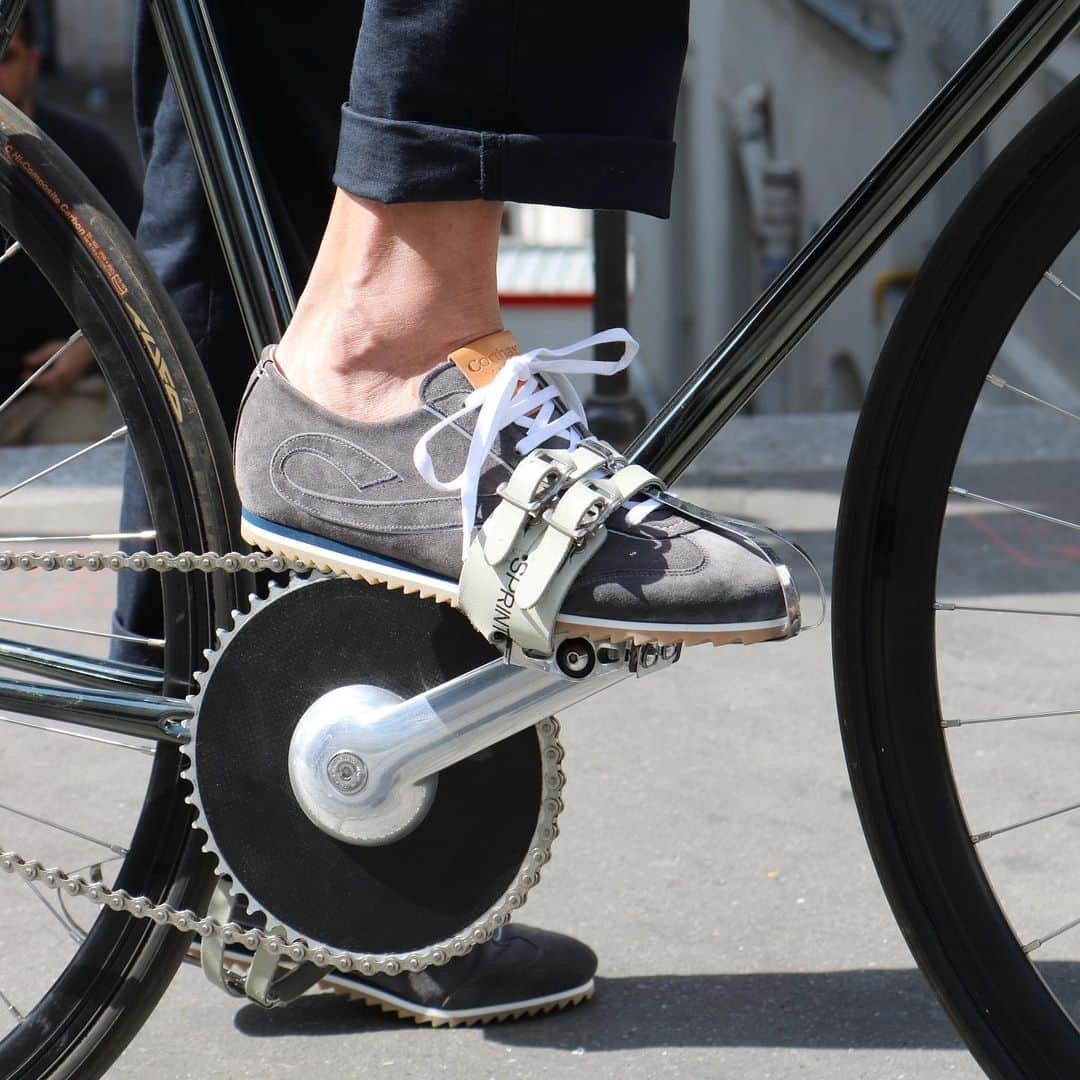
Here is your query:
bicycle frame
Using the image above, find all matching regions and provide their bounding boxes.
[0,0,1077,482]
[0,0,1070,762]
[151,0,1080,485]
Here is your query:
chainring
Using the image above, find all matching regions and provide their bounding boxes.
[183,575,564,973]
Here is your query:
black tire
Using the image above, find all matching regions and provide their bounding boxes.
[0,102,242,1076]
[834,75,1080,1077]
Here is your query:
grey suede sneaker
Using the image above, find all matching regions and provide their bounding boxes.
[328,923,596,1025]
[234,330,798,647]
[191,922,596,1027]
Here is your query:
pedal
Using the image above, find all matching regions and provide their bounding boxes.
[193,881,323,1007]
[506,634,682,680]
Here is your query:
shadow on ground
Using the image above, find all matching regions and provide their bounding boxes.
[229,964,1042,1052]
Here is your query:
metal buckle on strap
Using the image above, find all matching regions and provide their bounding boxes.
[540,477,620,544]
[575,436,626,469]
[494,451,572,516]
[493,476,558,515]
[539,510,599,544]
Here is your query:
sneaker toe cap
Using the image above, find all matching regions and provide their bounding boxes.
[439,924,598,1011]
[562,525,790,628]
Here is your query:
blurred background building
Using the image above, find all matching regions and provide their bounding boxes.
[19,0,1080,437]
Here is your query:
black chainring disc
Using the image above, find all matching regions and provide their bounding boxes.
[192,575,545,956]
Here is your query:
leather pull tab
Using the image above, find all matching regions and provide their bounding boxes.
[450,330,521,389]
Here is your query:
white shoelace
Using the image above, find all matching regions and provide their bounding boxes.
[413,328,660,560]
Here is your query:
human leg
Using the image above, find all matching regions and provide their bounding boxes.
[113,0,362,659]
[236,1,798,651]
[277,194,503,421]
[120,1,605,1020]
[275,0,689,421]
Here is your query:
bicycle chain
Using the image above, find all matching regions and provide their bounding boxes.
[0,548,561,975]
[0,850,358,969]
[0,549,313,575]
[0,729,561,978]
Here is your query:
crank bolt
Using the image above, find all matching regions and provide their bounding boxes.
[326,750,368,795]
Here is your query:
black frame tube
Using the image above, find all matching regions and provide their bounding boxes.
[147,0,294,356]
[0,0,26,59]
[0,637,162,693]
[149,0,1080,481]
[0,677,190,744]
[628,0,1080,481]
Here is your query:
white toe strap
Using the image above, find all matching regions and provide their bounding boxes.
[459,449,661,654]
[481,451,571,567]
[479,439,622,567]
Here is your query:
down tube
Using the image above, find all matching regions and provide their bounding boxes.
[629,0,1080,485]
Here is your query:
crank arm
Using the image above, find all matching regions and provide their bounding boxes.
[384,651,626,787]
[288,637,679,846]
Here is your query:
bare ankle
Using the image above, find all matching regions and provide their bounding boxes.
[276,191,504,422]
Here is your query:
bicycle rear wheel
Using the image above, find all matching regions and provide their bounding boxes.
[835,73,1080,1075]
[0,100,242,1075]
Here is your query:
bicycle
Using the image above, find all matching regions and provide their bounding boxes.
[1,0,1080,1075]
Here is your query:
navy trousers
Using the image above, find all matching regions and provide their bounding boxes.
[114,1,689,657]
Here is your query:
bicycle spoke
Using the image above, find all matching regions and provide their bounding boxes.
[0,331,83,417]
[0,800,128,856]
[0,615,164,648]
[1023,916,1080,954]
[0,714,153,755]
[935,601,1080,618]
[24,880,83,944]
[0,990,22,1025]
[0,239,22,266]
[949,486,1080,534]
[1043,269,1080,305]
[943,708,1080,729]
[983,373,1080,424]
[0,426,126,502]
[970,800,1080,844]
[0,530,155,545]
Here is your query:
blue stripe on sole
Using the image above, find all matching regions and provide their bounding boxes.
[240,509,459,588]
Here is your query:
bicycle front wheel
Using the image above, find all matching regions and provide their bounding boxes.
[0,100,242,1075]
[835,73,1080,1076]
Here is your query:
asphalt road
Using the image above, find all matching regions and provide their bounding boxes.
[5,426,1080,1078]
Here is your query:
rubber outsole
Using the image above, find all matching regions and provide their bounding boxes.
[241,514,793,648]
[324,976,595,1027]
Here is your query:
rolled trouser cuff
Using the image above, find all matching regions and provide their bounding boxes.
[333,104,677,217]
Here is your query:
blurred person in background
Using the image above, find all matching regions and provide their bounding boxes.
[0,7,139,443]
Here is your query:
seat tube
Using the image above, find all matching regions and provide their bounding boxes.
[147,0,294,356]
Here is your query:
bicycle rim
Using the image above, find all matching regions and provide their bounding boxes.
[835,72,1080,1077]
[0,99,241,1077]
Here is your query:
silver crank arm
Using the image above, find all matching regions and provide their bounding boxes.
[384,652,627,786]
[288,637,678,846]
